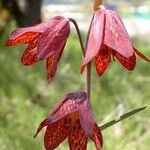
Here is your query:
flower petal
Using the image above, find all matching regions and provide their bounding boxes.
[5,32,40,46]
[95,46,111,76]
[21,42,39,65]
[82,9,105,71]
[44,115,71,150]
[37,18,70,59]
[47,92,86,123]
[90,124,103,150]
[34,119,48,138]
[77,94,94,136]
[104,10,133,58]
[134,47,150,62]
[68,120,88,150]
[46,91,95,136]
[115,52,136,70]
[46,46,64,82]
[6,16,65,42]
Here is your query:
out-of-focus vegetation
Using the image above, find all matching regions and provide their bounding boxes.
[0,0,42,27]
[0,21,150,149]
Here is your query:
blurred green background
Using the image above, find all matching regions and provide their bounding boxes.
[0,0,150,150]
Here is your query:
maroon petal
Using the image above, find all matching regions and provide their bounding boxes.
[77,94,94,136]
[34,119,48,138]
[82,9,105,71]
[90,124,103,150]
[115,52,136,70]
[68,120,88,150]
[47,92,85,123]
[46,46,64,82]
[21,41,38,65]
[134,47,150,62]
[80,64,87,74]
[48,91,94,136]
[104,10,133,58]
[5,32,40,46]
[37,18,70,59]
[6,16,65,43]
[44,115,71,150]
[95,46,111,76]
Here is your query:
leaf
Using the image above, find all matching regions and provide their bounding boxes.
[100,106,147,130]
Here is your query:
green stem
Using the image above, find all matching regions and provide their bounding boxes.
[100,106,147,130]
[69,18,85,56]
[69,18,91,100]
[86,63,91,99]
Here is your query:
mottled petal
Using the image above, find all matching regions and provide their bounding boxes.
[115,52,136,70]
[46,46,64,82]
[34,119,48,138]
[44,115,71,150]
[7,16,65,42]
[104,10,133,58]
[111,10,129,39]
[90,124,103,150]
[68,120,88,150]
[77,95,94,135]
[134,47,150,62]
[81,9,105,72]
[95,46,111,76]
[46,92,95,137]
[37,19,70,59]
[5,32,40,46]
[21,42,38,65]
[80,64,87,74]
[47,92,86,123]
[66,92,94,136]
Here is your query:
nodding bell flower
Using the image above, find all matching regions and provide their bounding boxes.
[34,91,103,150]
[6,16,70,81]
[81,7,150,76]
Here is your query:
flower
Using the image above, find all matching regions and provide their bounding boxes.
[81,8,150,76]
[6,16,70,81]
[34,91,103,150]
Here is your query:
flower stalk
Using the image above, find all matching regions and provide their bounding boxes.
[69,18,91,100]
[69,18,85,56]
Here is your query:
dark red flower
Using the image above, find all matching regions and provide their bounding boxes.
[81,8,150,76]
[6,16,70,81]
[34,91,103,150]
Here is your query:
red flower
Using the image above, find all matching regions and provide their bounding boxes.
[34,91,103,150]
[81,8,150,76]
[6,16,70,81]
